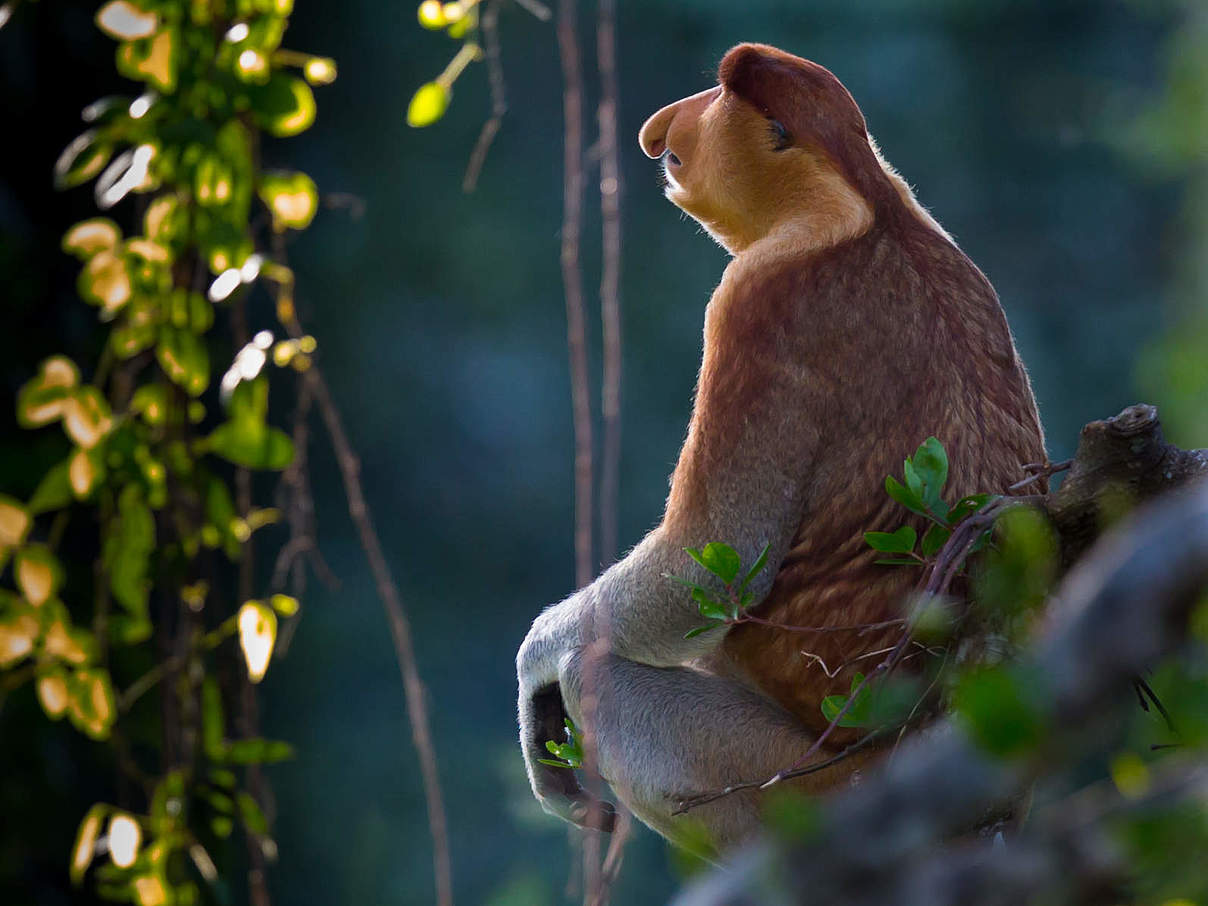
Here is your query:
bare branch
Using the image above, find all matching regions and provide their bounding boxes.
[597,0,622,570]
[462,0,507,193]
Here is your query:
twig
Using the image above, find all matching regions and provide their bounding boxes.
[305,368,455,906]
[462,0,507,193]
[673,727,892,815]
[597,0,622,571]
[1009,458,1072,492]
[513,0,551,19]
[556,0,593,590]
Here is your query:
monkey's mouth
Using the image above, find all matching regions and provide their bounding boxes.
[661,150,683,168]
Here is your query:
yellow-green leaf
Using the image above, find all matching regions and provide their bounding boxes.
[62,387,114,449]
[258,171,317,230]
[71,804,109,885]
[63,218,122,259]
[0,495,30,547]
[16,544,62,607]
[238,600,277,683]
[407,81,450,128]
[77,249,132,316]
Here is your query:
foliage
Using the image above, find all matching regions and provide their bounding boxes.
[670,542,771,639]
[0,0,333,901]
[538,717,584,769]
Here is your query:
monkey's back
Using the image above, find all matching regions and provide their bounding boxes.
[719,217,1045,747]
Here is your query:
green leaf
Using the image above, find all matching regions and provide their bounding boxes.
[953,665,1046,758]
[236,792,269,835]
[819,673,873,727]
[912,437,949,497]
[920,524,951,558]
[685,542,742,584]
[407,81,450,127]
[864,526,917,553]
[874,558,923,567]
[738,542,772,594]
[250,73,316,136]
[885,475,927,517]
[157,326,210,396]
[691,587,730,622]
[28,460,73,515]
[208,422,295,470]
[55,130,114,190]
[684,624,723,639]
[202,677,225,759]
[103,484,155,617]
[221,738,295,764]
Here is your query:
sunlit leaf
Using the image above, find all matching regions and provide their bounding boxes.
[71,804,109,885]
[78,249,132,317]
[54,130,113,190]
[107,813,141,868]
[117,27,178,92]
[417,0,446,28]
[16,544,61,607]
[68,668,117,739]
[63,218,122,259]
[131,874,169,906]
[269,593,299,616]
[156,326,210,396]
[44,617,92,665]
[302,56,337,85]
[18,356,80,427]
[95,1,158,40]
[238,600,277,683]
[143,195,181,241]
[407,81,450,127]
[250,74,316,136]
[37,667,71,719]
[69,446,105,498]
[236,48,270,82]
[0,494,30,547]
[0,612,39,667]
[63,387,114,449]
[258,170,317,230]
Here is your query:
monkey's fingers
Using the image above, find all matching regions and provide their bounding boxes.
[527,685,616,832]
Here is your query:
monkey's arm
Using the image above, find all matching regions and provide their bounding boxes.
[517,267,829,824]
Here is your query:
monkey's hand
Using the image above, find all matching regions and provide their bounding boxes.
[517,600,617,832]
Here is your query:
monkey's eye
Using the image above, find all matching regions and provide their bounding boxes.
[769,118,792,151]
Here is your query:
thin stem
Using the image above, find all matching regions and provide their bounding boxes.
[462,0,507,193]
[597,0,622,571]
[557,0,594,590]
[306,368,455,906]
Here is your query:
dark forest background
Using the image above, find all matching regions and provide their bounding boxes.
[1,0,1204,902]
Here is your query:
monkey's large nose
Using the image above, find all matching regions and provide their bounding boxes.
[638,86,720,159]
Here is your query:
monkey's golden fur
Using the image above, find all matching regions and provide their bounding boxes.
[645,43,1045,743]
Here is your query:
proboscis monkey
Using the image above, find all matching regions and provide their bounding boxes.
[516,43,1045,851]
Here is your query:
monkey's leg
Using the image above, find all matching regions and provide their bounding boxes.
[558,648,844,853]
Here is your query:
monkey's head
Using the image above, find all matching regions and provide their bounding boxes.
[639,44,895,254]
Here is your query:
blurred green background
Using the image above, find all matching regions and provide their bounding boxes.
[1,0,1204,903]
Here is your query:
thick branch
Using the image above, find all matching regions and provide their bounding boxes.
[675,472,1208,906]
